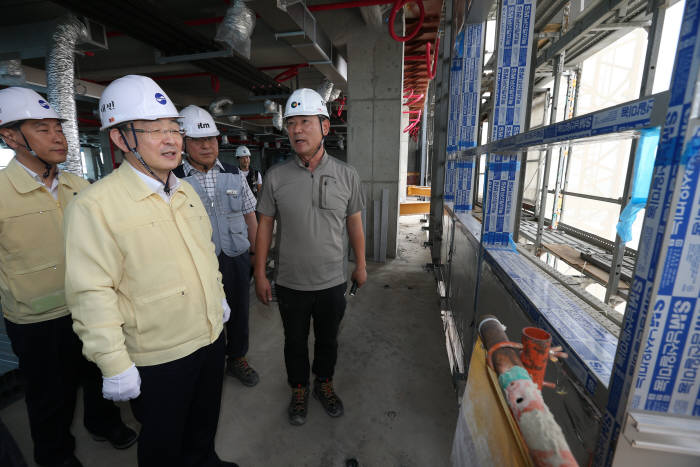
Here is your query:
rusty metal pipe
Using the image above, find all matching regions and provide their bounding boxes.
[479,314,522,374]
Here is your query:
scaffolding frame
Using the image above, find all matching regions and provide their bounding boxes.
[429,0,700,464]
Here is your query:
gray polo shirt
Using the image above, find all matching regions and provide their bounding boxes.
[257,152,364,291]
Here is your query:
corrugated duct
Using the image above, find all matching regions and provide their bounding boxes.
[46,16,87,176]
[215,0,256,60]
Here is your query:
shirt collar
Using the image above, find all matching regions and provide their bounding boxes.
[295,150,329,170]
[123,161,181,200]
[183,157,224,176]
[8,158,64,193]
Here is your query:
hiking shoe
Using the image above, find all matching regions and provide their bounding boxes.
[288,385,309,426]
[313,378,344,418]
[89,423,137,450]
[226,357,260,387]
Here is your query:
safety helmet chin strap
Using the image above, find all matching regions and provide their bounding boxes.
[118,123,171,195]
[17,128,52,179]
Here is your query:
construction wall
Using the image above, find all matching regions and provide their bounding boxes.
[444,207,602,464]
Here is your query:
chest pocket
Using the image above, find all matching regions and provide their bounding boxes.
[320,175,346,211]
[226,189,243,212]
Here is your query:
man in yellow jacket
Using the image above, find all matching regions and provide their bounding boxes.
[64,75,238,467]
[0,87,135,467]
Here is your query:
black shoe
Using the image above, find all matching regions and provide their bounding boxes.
[226,357,260,387]
[43,455,83,467]
[288,385,309,426]
[313,378,344,418]
[90,423,138,450]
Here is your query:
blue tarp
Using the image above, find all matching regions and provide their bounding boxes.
[616,127,661,242]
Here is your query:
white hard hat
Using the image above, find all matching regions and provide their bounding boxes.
[180,105,220,138]
[99,75,180,130]
[235,145,251,157]
[283,88,329,119]
[0,87,62,127]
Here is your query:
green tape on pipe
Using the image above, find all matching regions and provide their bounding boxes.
[498,366,531,390]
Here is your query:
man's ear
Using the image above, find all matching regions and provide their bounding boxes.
[0,127,21,150]
[322,118,330,137]
[109,128,130,153]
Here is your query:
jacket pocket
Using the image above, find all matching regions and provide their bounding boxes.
[8,262,66,314]
[133,285,193,350]
[228,215,249,254]
[319,175,346,211]
[227,189,243,212]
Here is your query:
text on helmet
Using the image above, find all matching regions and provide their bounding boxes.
[101,101,115,113]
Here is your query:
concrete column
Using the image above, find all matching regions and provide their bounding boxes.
[347,28,404,259]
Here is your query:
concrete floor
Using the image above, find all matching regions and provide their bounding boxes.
[1,216,458,467]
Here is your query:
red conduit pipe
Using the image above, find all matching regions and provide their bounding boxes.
[389,0,425,42]
[273,67,301,83]
[426,36,439,79]
[78,117,101,127]
[336,96,346,117]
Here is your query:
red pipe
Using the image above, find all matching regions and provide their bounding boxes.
[308,0,393,11]
[78,117,101,127]
[389,0,425,42]
[184,16,224,26]
[426,36,439,80]
[520,327,551,390]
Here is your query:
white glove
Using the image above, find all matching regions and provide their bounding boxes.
[102,363,141,401]
[222,297,231,323]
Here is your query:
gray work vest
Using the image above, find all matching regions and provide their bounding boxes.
[185,172,249,257]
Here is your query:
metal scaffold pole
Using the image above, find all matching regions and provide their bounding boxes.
[604,0,667,303]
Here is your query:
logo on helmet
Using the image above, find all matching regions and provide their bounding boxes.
[100,100,115,113]
[291,101,300,108]
[154,93,167,105]
[38,99,50,109]
[197,122,210,129]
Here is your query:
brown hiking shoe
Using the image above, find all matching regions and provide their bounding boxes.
[226,357,260,387]
[288,385,309,426]
[313,378,344,417]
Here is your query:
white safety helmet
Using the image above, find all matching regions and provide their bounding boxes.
[180,105,220,138]
[99,75,180,130]
[283,88,329,119]
[235,145,251,157]
[0,87,62,127]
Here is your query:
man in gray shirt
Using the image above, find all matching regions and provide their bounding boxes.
[254,88,366,426]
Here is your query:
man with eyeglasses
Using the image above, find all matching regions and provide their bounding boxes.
[64,75,238,467]
[254,88,366,426]
[173,105,260,388]
[0,87,135,467]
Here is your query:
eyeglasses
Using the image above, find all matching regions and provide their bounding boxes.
[132,128,185,141]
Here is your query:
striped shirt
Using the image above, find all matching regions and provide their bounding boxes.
[182,158,256,214]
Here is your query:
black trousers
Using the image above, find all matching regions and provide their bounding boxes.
[130,332,225,467]
[276,283,346,387]
[4,315,123,466]
[219,251,250,359]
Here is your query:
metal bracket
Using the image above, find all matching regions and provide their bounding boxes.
[155,49,232,64]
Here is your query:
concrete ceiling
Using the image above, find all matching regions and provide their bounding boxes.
[0,0,377,146]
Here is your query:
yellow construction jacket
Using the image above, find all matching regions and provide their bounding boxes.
[64,163,225,377]
[0,158,88,324]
